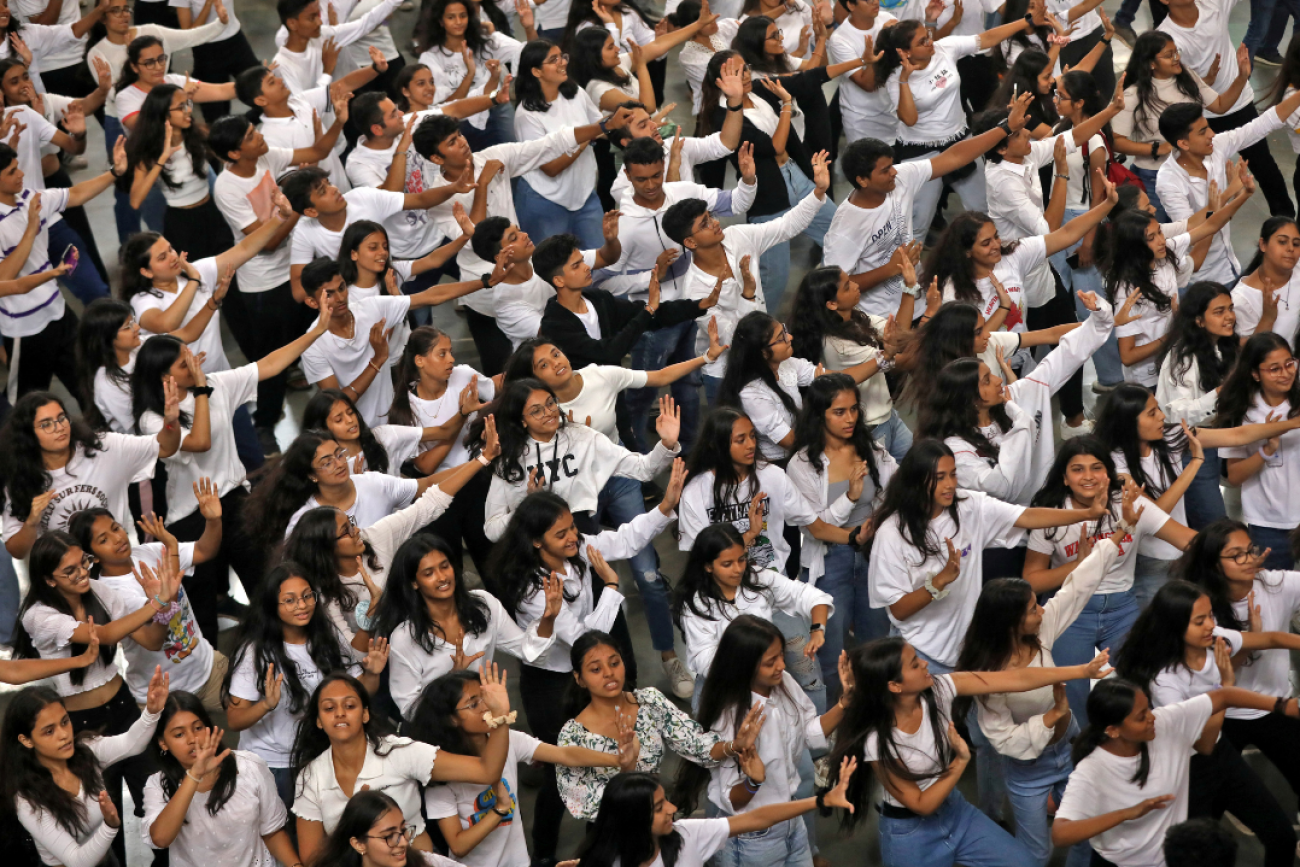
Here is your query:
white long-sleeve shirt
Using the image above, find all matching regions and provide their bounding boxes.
[513,508,671,672]
[1156,107,1285,284]
[679,568,833,677]
[18,710,161,867]
[389,589,554,717]
[976,539,1118,760]
[787,444,896,584]
[1156,349,1222,427]
[484,422,678,541]
[270,0,401,93]
[946,399,1038,505]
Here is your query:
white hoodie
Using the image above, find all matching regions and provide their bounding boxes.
[484,423,679,540]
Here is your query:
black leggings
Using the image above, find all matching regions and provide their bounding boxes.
[1188,735,1296,867]
[1223,711,1300,798]
[168,487,266,640]
[3,306,79,398]
[464,308,512,377]
[1026,268,1083,419]
[422,470,494,577]
[67,679,163,867]
[192,33,263,123]
[518,665,574,861]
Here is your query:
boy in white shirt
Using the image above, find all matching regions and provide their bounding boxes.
[271,0,401,93]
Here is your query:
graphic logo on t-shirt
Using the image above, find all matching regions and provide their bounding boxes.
[39,485,111,534]
[706,498,775,569]
[161,587,200,663]
[469,778,517,827]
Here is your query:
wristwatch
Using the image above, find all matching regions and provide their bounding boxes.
[190,386,214,397]
[924,572,950,601]
[809,623,824,633]
[996,118,1013,137]
[1150,141,1161,159]
[480,272,493,289]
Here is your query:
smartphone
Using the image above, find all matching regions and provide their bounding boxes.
[60,245,79,275]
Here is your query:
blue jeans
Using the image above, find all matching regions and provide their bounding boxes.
[1133,555,1175,610]
[459,102,516,150]
[516,183,605,250]
[869,409,913,464]
[748,161,837,315]
[627,320,701,456]
[716,814,812,867]
[1248,524,1296,571]
[1133,167,1171,222]
[1263,0,1300,54]
[47,218,107,305]
[878,790,1037,867]
[802,545,889,703]
[1182,447,1225,530]
[1065,207,1122,386]
[1001,721,1091,867]
[772,609,827,714]
[703,373,722,405]
[232,404,265,473]
[1053,591,1139,726]
[595,475,675,653]
[270,765,295,811]
[104,114,164,244]
[1247,0,1282,52]
[0,549,18,644]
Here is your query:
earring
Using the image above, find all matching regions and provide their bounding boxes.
[160,747,168,755]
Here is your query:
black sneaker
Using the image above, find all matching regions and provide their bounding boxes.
[1113,24,1138,47]
[1257,49,1285,67]
[258,427,281,458]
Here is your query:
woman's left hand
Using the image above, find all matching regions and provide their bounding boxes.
[1213,636,1235,687]
[478,662,511,716]
[658,458,687,515]
[145,665,170,714]
[655,395,681,450]
[804,628,825,658]
[1082,649,1113,680]
[480,414,502,462]
[362,636,389,675]
[1181,420,1205,461]
[615,706,640,771]
[822,756,857,812]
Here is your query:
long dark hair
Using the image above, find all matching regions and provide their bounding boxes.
[952,579,1042,721]
[516,38,580,112]
[369,534,491,649]
[1029,437,1122,541]
[416,0,488,55]
[405,669,481,757]
[578,773,682,867]
[1123,31,1205,133]
[288,674,394,791]
[492,378,567,484]
[1103,211,1177,313]
[792,374,883,492]
[999,0,1053,58]
[562,0,657,51]
[670,523,770,631]
[1094,384,1185,498]
[684,407,763,515]
[1055,69,1113,143]
[75,299,135,431]
[119,232,170,303]
[388,326,452,429]
[281,506,376,617]
[991,49,1057,128]
[1071,679,1152,786]
[154,692,240,816]
[1172,517,1276,637]
[1114,580,1207,697]
[894,302,982,409]
[0,687,106,837]
[1155,281,1239,392]
[222,564,352,716]
[121,84,209,194]
[672,615,785,814]
[695,50,738,136]
[788,266,882,363]
[717,311,797,416]
[827,637,955,825]
[11,533,116,686]
[921,212,1014,305]
[1242,216,1299,277]
[565,631,625,716]
[869,439,961,560]
[918,358,1012,459]
[569,27,630,90]
[732,16,794,75]
[131,335,187,431]
[313,790,425,867]
[303,388,390,475]
[1268,30,1300,109]
[1213,332,1300,426]
[486,491,584,618]
[871,19,924,86]
[243,429,336,553]
[337,220,401,289]
[0,392,102,522]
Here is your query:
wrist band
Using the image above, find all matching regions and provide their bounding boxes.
[354,598,374,632]
[877,355,896,373]
[482,710,518,729]
[186,770,205,783]
[368,360,382,374]
[1275,696,1289,715]
[997,304,1011,311]
[477,453,491,467]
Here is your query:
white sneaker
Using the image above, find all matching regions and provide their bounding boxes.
[1061,417,1094,440]
[662,656,694,700]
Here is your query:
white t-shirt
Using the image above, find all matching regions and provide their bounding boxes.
[1110,447,1187,560]
[632,818,731,867]
[1028,497,1172,595]
[228,639,361,767]
[585,55,639,108]
[515,90,603,212]
[139,364,259,523]
[131,256,231,372]
[738,357,818,462]
[677,463,818,572]
[1156,0,1254,118]
[0,187,69,337]
[284,471,418,537]
[574,303,602,339]
[1149,627,1242,713]
[295,735,439,834]
[21,579,136,697]
[154,146,209,207]
[424,730,541,867]
[14,0,85,71]
[829,15,897,143]
[300,295,411,426]
[559,365,648,443]
[1056,694,1214,867]
[494,271,563,349]
[1218,396,1300,529]
[1231,271,1300,341]
[941,236,1045,337]
[824,161,934,316]
[1,433,159,543]
[869,491,1026,666]
[141,752,285,867]
[260,88,350,194]
[1227,571,1300,719]
[401,365,495,472]
[1114,233,1195,386]
[365,424,424,475]
[290,187,406,267]
[344,138,443,258]
[885,36,980,144]
[93,353,136,434]
[212,146,295,292]
[863,673,958,807]
[116,73,187,123]
[169,0,242,40]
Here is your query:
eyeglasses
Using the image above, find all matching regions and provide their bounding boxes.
[692,211,721,234]
[56,553,95,579]
[766,28,784,40]
[107,5,131,15]
[336,521,359,540]
[543,52,570,65]
[119,316,137,330]
[137,53,169,70]
[526,397,559,420]
[169,99,194,113]
[35,413,70,433]
[767,325,791,348]
[1220,544,1265,566]
[314,447,349,471]
[1259,358,1298,377]
[367,825,418,848]
[1157,49,1181,61]
[455,693,486,714]
[279,590,317,609]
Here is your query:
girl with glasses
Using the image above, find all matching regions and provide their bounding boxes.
[0,387,181,559]
[303,388,444,478]
[223,563,388,810]
[1175,518,1300,803]
[10,532,180,867]
[292,670,516,863]
[1214,332,1300,570]
[413,665,631,867]
[144,691,299,867]
[315,789,464,867]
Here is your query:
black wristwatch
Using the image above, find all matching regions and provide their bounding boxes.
[190,386,214,397]
[725,101,743,112]
[1150,141,1161,159]
[996,118,1013,136]
[480,272,493,289]
[809,623,824,633]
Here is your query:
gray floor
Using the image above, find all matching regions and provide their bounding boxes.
[15,0,1300,864]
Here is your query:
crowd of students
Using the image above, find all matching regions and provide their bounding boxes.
[0,0,1299,865]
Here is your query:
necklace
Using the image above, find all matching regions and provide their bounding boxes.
[338,311,356,340]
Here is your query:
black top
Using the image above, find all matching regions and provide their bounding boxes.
[539,289,704,369]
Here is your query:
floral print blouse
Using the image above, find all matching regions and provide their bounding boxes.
[556,687,723,819]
